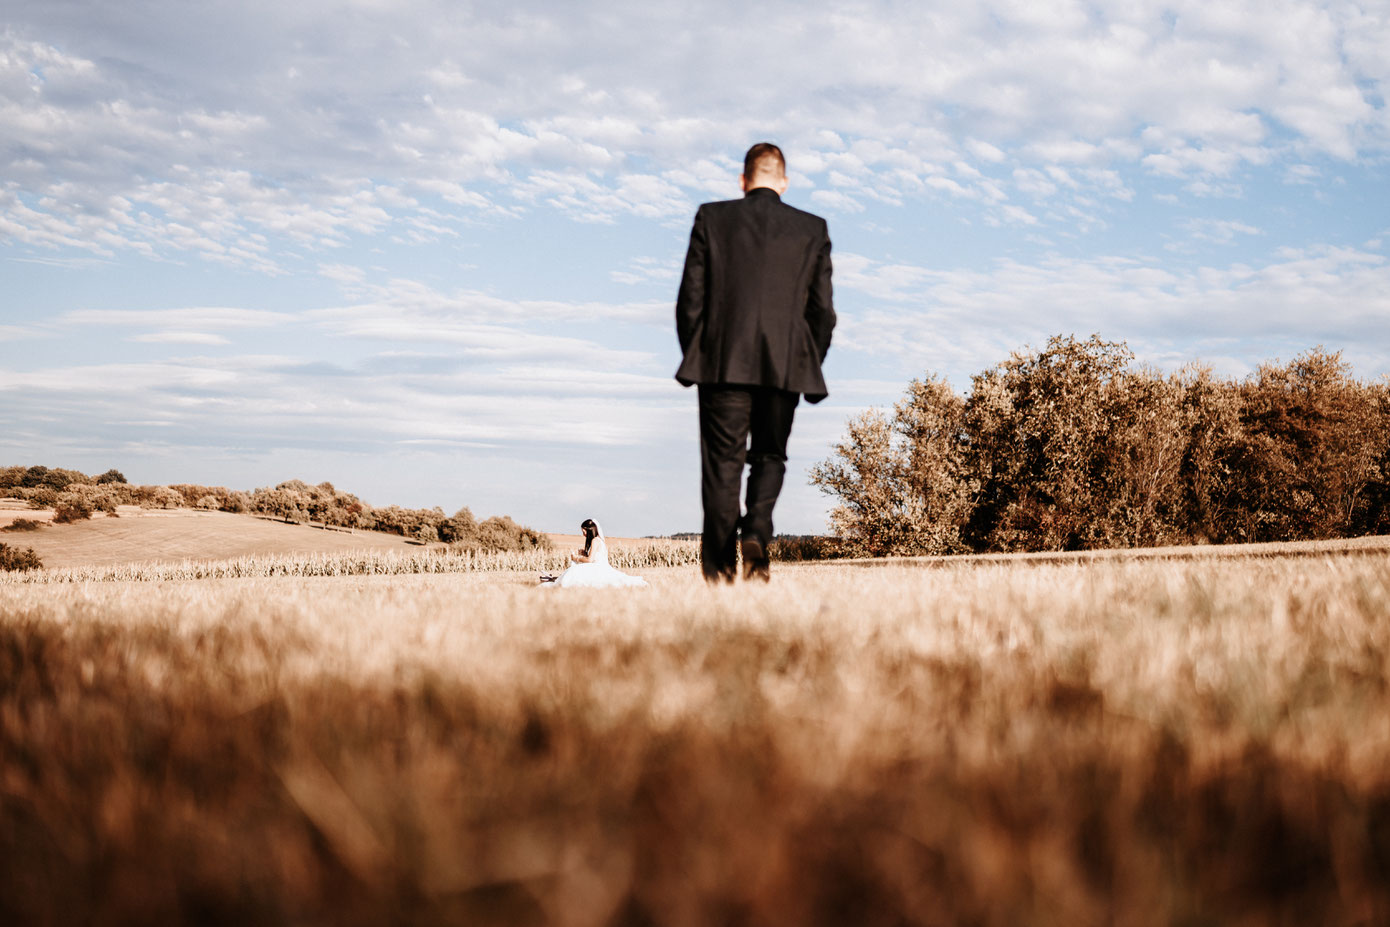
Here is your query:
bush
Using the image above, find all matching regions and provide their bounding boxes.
[471,515,553,553]
[19,465,88,491]
[222,491,252,514]
[2,518,44,532]
[53,497,95,524]
[808,409,926,557]
[810,374,978,557]
[1228,349,1389,542]
[438,507,478,545]
[27,488,59,509]
[0,542,42,571]
[59,483,120,515]
[144,486,185,510]
[964,335,1136,551]
[769,535,849,561]
[815,338,1390,556]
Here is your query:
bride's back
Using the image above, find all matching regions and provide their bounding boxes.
[590,535,609,564]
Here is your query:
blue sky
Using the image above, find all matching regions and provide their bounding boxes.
[2,0,1388,536]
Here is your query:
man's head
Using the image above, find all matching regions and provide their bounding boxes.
[741,142,788,195]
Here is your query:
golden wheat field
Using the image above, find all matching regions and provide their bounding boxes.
[4,550,1390,926]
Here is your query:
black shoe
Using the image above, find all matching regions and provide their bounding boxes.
[703,566,736,585]
[740,537,769,582]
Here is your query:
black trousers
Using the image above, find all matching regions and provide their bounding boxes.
[698,385,799,580]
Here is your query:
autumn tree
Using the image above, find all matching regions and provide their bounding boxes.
[0,542,42,571]
[1229,348,1389,541]
[810,374,974,557]
[814,337,1390,557]
[963,335,1134,551]
[252,487,308,523]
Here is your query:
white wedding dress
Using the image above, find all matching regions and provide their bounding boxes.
[542,524,648,589]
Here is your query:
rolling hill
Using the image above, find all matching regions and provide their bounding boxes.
[3,505,421,569]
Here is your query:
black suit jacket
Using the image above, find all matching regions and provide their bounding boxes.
[674,187,836,403]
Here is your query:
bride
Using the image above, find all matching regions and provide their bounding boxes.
[540,518,648,588]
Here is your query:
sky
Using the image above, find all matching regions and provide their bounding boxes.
[2,0,1388,537]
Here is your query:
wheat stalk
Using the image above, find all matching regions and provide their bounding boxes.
[0,541,703,584]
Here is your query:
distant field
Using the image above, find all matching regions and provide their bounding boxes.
[3,505,420,568]
[4,548,1390,925]
[1,499,671,571]
[0,497,54,525]
[548,532,672,552]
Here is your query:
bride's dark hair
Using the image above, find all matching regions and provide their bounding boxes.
[580,518,598,556]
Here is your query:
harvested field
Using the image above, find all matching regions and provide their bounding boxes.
[4,548,1390,925]
[548,533,674,553]
[4,506,423,569]
[0,541,701,584]
[0,498,53,527]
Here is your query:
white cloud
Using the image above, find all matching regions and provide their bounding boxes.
[992,204,1039,226]
[129,332,232,345]
[308,276,668,331]
[834,245,1390,382]
[1283,163,1322,184]
[1,3,1385,265]
[1,343,686,460]
[1013,168,1058,198]
[809,190,865,214]
[967,139,1007,163]
[1179,217,1262,245]
[511,170,692,223]
[59,307,293,329]
[0,324,43,341]
[610,255,681,286]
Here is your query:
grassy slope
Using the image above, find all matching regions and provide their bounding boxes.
[4,555,1390,925]
[8,506,419,568]
[3,501,663,570]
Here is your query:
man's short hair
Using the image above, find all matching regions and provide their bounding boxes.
[743,142,786,180]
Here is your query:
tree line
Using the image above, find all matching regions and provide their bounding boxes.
[0,467,549,553]
[812,336,1390,557]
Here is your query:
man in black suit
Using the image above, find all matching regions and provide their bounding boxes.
[675,142,836,582]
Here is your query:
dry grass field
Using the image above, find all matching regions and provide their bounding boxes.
[1,501,664,573]
[548,533,672,553]
[1,537,699,585]
[4,548,1390,926]
[0,498,55,526]
[3,506,427,569]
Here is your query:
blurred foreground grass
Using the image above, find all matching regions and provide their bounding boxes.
[3,556,1390,925]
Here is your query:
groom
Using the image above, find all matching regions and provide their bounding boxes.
[675,142,836,582]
